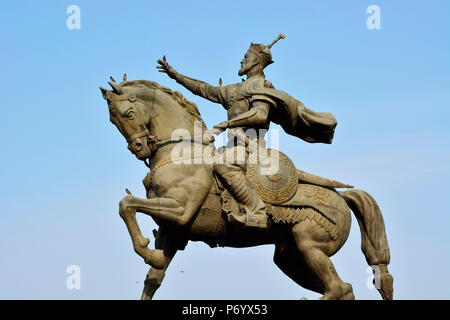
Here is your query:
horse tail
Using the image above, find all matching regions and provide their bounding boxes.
[340,189,394,300]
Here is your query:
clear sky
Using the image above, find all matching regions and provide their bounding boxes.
[0,0,449,299]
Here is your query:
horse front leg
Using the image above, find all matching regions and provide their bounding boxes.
[118,198,166,269]
[118,195,187,268]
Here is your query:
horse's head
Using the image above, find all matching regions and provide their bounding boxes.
[100,79,157,162]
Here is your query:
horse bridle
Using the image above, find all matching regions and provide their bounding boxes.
[110,92,158,168]
[124,128,157,168]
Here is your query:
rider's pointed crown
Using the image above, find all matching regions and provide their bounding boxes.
[247,33,285,68]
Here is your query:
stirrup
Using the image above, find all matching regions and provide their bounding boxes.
[228,210,268,229]
[245,212,268,229]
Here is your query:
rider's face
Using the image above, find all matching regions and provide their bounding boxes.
[238,51,259,76]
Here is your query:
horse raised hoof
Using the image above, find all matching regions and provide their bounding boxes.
[142,249,165,269]
[132,236,165,269]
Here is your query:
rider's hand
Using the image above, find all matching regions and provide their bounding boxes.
[213,121,229,131]
[156,56,178,79]
[204,128,223,143]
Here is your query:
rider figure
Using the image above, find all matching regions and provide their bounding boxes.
[157,34,287,229]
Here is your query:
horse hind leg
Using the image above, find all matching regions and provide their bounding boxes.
[141,254,176,300]
[290,219,355,300]
[274,243,325,298]
[141,228,181,300]
[141,266,166,300]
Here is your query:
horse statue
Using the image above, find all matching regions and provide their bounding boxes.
[99,77,393,300]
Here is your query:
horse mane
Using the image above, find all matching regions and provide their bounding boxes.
[121,80,206,129]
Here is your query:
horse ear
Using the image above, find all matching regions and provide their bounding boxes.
[109,81,124,94]
[99,87,110,100]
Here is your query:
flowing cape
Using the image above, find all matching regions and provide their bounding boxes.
[247,87,337,144]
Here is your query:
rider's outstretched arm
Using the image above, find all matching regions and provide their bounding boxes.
[157,57,223,104]
[174,73,223,104]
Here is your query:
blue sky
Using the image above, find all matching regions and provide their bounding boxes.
[0,0,449,299]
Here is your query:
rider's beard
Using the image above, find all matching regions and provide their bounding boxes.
[238,65,248,77]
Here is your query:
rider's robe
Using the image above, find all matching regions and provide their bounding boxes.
[213,77,337,144]
[241,80,337,144]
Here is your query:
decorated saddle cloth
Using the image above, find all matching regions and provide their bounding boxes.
[222,149,351,239]
[267,183,349,240]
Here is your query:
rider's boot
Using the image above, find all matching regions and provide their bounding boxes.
[220,171,268,229]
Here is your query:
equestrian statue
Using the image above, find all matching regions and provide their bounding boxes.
[99,33,393,300]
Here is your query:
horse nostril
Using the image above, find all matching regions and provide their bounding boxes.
[135,142,143,151]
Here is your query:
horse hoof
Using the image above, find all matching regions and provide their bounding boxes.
[340,292,355,300]
[143,249,165,269]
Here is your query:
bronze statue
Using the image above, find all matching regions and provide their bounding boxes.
[99,34,393,300]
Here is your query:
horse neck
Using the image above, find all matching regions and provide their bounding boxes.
[149,90,199,139]
[147,89,204,168]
